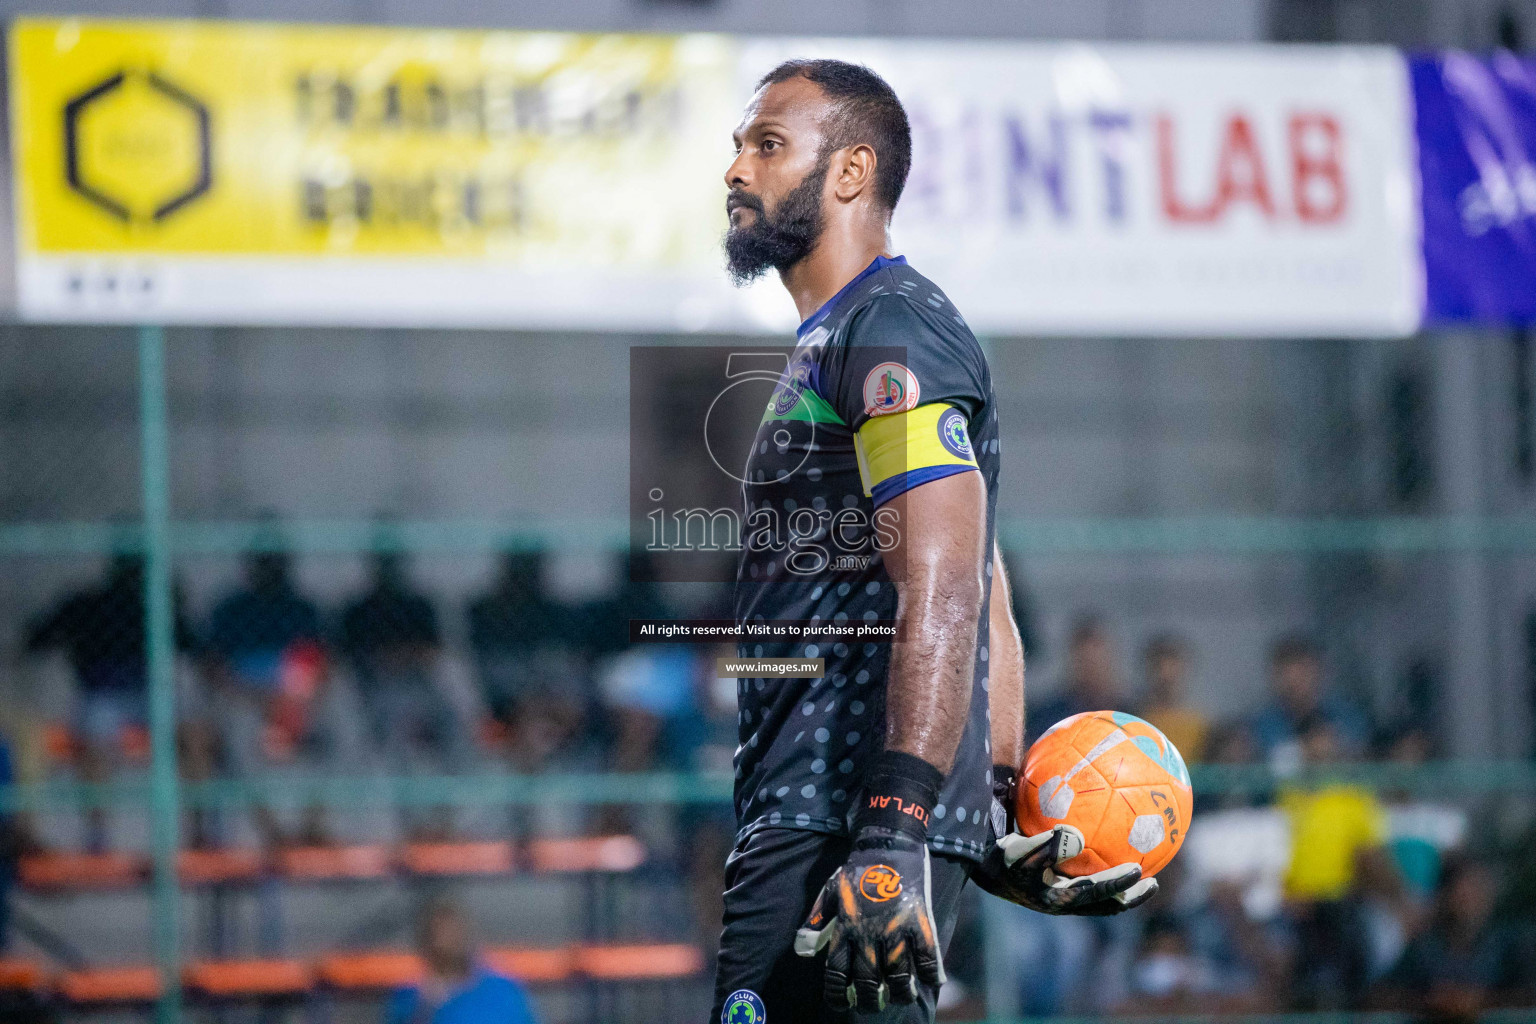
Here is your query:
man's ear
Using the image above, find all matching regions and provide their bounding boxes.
[833,143,878,203]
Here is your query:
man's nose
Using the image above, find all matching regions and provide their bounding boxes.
[725,151,751,191]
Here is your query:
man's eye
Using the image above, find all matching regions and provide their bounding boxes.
[762,139,780,152]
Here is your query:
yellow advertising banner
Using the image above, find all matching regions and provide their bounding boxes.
[9,18,742,325]
[7,20,1421,335]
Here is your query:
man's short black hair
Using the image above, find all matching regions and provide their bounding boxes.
[757,59,912,212]
[1143,631,1188,663]
[1068,612,1108,649]
[1269,631,1320,667]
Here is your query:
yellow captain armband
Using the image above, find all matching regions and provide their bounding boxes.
[853,402,979,507]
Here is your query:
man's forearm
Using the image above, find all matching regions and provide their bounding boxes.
[987,542,1026,771]
[882,473,987,775]
[885,564,981,773]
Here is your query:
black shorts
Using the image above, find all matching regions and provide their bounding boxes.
[710,828,973,1024]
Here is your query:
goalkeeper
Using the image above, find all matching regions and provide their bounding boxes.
[712,60,1156,1024]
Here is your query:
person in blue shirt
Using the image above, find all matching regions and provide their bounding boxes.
[384,899,538,1024]
[206,538,329,845]
[1027,613,1125,745]
[1249,633,1371,769]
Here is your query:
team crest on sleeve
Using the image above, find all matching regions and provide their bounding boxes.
[937,407,973,459]
[862,362,920,416]
[723,989,767,1024]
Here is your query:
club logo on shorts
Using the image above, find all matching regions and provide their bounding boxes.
[862,362,919,416]
[722,988,767,1024]
[858,864,903,902]
[937,407,973,459]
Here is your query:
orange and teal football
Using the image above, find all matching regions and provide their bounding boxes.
[1017,711,1194,879]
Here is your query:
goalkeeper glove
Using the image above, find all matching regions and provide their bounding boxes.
[794,751,946,1011]
[973,764,1158,917]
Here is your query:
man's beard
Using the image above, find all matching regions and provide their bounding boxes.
[723,153,830,286]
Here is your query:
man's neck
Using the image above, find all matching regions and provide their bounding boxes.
[780,229,893,323]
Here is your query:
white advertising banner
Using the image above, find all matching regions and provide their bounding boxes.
[742,40,1424,337]
[11,21,1422,336]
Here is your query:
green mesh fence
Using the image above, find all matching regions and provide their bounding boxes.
[6,324,1536,1023]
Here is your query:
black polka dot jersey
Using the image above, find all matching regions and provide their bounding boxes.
[732,256,1002,862]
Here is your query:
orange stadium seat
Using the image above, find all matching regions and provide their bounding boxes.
[477,717,511,750]
[316,951,425,992]
[401,840,515,877]
[178,848,263,885]
[527,835,645,873]
[0,959,45,990]
[276,844,392,881]
[482,947,577,984]
[41,724,76,765]
[576,943,705,981]
[39,724,151,764]
[57,966,162,1004]
[20,851,148,890]
[119,724,151,763]
[184,959,313,999]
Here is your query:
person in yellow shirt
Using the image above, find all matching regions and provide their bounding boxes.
[1136,634,1211,763]
[1279,716,1403,1010]
[1280,783,1387,901]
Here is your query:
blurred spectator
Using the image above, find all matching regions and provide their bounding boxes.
[1250,633,1371,772]
[1376,857,1536,1018]
[1184,799,1290,922]
[1029,613,1122,743]
[1376,725,1466,902]
[467,553,565,720]
[1135,632,1210,762]
[341,551,467,838]
[25,552,195,851]
[1118,913,1223,1013]
[205,543,327,845]
[595,636,733,858]
[589,557,691,832]
[467,552,585,772]
[581,551,671,657]
[0,727,26,952]
[1278,715,1403,1009]
[1114,857,1289,1015]
[207,548,327,755]
[385,899,539,1024]
[587,553,681,770]
[1186,878,1293,1009]
[687,641,744,778]
[597,645,698,774]
[1194,722,1271,815]
[987,896,1103,1016]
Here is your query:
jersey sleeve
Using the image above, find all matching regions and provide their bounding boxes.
[816,293,988,505]
[819,293,989,433]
